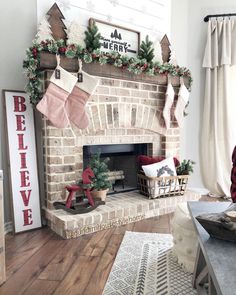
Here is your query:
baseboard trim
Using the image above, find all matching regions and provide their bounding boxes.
[4,221,13,234]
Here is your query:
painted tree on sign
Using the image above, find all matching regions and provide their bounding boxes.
[47,3,67,41]
[35,17,54,42]
[169,46,178,66]
[153,40,163,63]
[67,21,86,47]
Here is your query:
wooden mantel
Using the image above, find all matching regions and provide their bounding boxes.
[39,52,190,88]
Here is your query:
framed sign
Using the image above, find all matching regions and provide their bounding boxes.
[3,90,41,233]
[90,18,140,57]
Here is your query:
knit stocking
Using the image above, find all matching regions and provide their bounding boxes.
[163,81,175,129]
[174,82,190,128]
[36,55,77,128]
[65,69,99,129]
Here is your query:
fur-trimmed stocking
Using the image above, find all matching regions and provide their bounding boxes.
[65,61,99,129]
[174,81,189,128]
[36,55,77,128]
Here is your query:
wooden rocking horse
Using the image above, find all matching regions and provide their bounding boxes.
[53,167,105,214]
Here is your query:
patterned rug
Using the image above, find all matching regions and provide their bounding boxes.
[103,232,197,295]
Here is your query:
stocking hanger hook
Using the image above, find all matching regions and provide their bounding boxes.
[78,58,83,73]
[56,54,60,66]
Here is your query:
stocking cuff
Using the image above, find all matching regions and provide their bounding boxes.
[179,83,190,103]
[50,66,78,93]
[76,71,99,94]
[166,83,175,100]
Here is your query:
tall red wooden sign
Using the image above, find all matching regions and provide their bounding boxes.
[4,91,41,233]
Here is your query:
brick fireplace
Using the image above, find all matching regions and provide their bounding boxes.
[38,59,197,238]
[42,72,181,208]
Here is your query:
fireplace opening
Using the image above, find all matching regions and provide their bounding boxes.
[83,143,148,194]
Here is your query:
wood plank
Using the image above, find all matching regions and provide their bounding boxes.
[5,230,39,255]
[133,217,158,233]
[148,215,172,233]
[81,228,115,257]
[6,228,54,279]
[113,221,135,235]
[1,214,175,295]
[38,234,91,281]
[80,230,107,257]
[83,234,124,295]
[53,256,100,295]
[90,228,115,257]
[23,280,59,295]
[0,234,64,295]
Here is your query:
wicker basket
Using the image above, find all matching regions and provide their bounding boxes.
[137,173,189,199]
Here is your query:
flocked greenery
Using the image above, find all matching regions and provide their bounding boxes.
[23,25,193,105]
[138,35,155,64]
[84,22,101,52]
[88,151,112,191]
[176,159,196,175]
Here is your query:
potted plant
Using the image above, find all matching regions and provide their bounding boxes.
[176,159,196,175]
[89,151,112,201]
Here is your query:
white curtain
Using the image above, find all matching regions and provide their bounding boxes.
[201,19,236,197]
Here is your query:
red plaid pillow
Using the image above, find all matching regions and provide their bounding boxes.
[137,155,180,169]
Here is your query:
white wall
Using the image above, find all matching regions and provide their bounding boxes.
[171,0,236,192]
[37,0,171,43]
[0,0,37,222]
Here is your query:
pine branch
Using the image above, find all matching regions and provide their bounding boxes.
[84,23,101,52]
[139,35,154,63]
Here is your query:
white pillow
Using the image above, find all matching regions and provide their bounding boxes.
[141,157,178,197]
[142,157,177,177]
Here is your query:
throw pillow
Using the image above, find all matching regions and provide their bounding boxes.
[137,155,165,167]
[142,157,177,177]
[141,157,178,197]
[137,155,180,169]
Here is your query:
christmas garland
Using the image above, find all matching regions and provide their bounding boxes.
[23,39,193,105]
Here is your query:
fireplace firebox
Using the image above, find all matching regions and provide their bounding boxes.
[83,144,148,193]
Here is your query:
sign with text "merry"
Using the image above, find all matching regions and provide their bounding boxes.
[4,91,41,233]
[90,18,140,58]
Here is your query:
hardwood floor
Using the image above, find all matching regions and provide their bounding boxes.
[0,214,173,295]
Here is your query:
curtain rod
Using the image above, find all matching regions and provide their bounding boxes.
[204,13,236,22]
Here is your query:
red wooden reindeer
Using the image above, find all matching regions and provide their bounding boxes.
[65,167,95,208]
[53,167,105,214]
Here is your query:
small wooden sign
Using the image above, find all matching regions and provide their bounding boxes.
[90,18,140,57]
[3,91,42,233]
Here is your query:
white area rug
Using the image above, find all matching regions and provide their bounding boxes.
[103,231,196,295]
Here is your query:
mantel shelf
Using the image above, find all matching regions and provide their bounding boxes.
[39,52,189,87]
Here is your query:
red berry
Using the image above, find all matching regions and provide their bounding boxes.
[32,48,37,58]
[59,47,66,53]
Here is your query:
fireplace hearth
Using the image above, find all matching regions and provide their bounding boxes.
[45,190,201,239]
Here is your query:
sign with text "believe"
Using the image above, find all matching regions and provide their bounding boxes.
[4,91,41,233]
